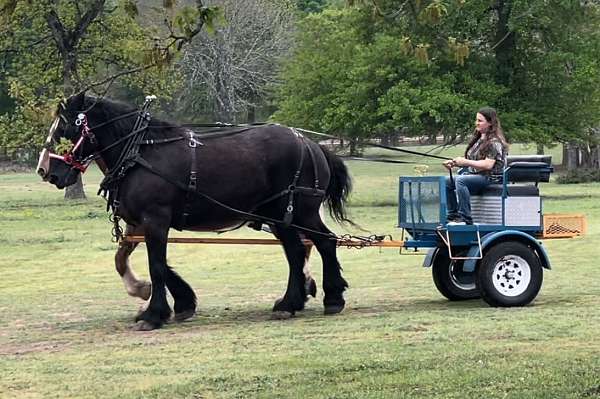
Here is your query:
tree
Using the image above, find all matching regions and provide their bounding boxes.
[296,0,329,13]
[274,0,600,167]
[176,0,296,123]
[0,0,219,197]
[273,6,504,154]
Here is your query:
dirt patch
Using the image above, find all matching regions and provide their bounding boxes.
[0,340,72,356]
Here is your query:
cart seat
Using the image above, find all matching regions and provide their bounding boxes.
[505,155,553,183]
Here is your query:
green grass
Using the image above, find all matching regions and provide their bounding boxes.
[0,144,599,399]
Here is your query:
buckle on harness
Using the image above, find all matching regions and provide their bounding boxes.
[189,171,197,190]
[188,132,203,148]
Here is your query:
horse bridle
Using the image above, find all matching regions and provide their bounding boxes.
[47,113,98,172]
[46,105,149,173]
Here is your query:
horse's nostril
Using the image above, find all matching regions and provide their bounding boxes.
[37,168,48,179]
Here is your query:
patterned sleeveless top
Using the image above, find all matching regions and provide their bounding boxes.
[466,137,506,182]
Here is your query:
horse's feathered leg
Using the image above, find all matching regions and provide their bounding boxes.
[116,224,195,321]
[115,224,151,300]
[165,265,197,322]
[270,224,317,302]
[303,244,317,300]
[272,227,308,318]
[134,214,172,331]
[304,221,348,315]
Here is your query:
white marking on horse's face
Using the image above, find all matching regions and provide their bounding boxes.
[36,148,50,178]
[45,117,60,145]
[37,117,60,178]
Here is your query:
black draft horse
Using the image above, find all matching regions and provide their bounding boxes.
[37,93,351,331]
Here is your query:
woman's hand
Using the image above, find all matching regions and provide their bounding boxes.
[443,159,455,170]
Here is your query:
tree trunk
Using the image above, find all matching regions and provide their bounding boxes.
[65,174,86,200]
[580,144,591,168]
[247,104,256,123]
[349,138,362,157]
[536,143,544,155]
[566,142,579,171]
[381,133,390,146]
[428,132,436,145]
[494,0,516,86]
[592,145,600,170]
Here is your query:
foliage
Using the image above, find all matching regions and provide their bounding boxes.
[556,168,600,184]
[274,6,504,142]
[296,0,329,13]
[274,0,600,155]
[0,0,220,160]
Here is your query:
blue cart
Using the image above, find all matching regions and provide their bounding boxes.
[398,155,578,307]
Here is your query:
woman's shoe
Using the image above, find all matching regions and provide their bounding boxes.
[447,220,466,225]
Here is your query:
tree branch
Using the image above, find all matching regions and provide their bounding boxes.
[45,9,69,55]
[76,63,158,96]
[71,0,106,48]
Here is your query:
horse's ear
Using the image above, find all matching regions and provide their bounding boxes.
[67,91,86,111]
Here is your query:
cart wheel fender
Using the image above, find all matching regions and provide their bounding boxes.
[462,231,551,273]
[422,247,438,268]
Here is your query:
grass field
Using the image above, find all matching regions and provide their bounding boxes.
[1,145,599,398]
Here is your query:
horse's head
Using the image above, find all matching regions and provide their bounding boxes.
[37,92,96,189]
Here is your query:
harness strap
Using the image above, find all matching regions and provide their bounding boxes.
[282,130,307,226]
[139,136,185,146]
[89,110,141,130]
[246,129,326,230]
[304,139,321,190]
[182,131,200,227]
[131,155,337,240]
[98,99,155,212]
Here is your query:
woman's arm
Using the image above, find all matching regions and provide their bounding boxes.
[452,156,495,171]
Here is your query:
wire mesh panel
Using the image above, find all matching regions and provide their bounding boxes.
[399,177,444,228]
[542,214,587,238]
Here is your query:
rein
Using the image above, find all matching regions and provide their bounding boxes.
[295,128,451,162]
[50,98,451,244]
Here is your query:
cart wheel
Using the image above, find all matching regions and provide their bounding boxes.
[477,241,543,307]
[432,248,480,300]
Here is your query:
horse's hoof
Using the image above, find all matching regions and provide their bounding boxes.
[132,320,158,331]
[270,311,294,320]
[324,305,344,315]
[173,310,195,323]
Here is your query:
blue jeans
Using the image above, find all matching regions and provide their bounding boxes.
[445,174,491,223]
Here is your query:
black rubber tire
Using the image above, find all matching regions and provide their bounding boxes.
[477,241,543,307]
[432,248,480,300]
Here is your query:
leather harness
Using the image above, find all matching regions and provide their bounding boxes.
[177,126,326,230]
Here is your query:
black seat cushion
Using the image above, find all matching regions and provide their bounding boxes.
[505,155,553,183]
[506,155,552,166]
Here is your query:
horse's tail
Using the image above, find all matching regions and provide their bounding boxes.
[320,145,353,224]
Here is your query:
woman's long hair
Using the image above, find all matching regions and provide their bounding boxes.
[465,107,508,157]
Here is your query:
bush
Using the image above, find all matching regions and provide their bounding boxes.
[556,168,600,184]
